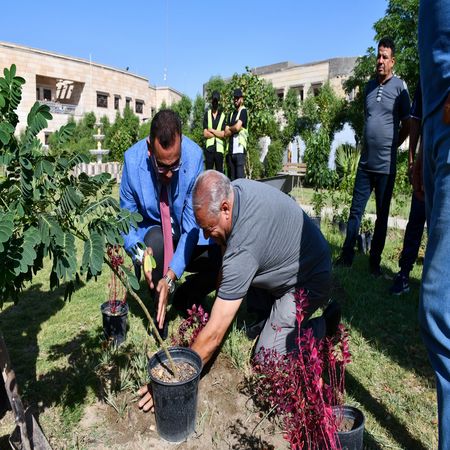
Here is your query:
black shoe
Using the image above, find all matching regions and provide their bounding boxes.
[334,256,352,268]
[323,301,341,337]
[389,272,410,295]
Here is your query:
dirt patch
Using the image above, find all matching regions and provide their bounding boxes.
[79,354,288,449]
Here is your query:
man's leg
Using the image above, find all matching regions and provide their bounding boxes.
[234,153,246,179]
[419,111,450,450]
[204,150,214,170]
[398,193,426,274]
[171,244,221,315]
[228,154,236,180]
[340,168,372,265]
[215,152,224,173]
[369,172,396,272]
[143,226,167,338]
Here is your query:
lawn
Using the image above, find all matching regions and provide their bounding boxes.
[0,211,436,449]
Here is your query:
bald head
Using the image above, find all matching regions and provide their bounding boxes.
[193,170,233,217]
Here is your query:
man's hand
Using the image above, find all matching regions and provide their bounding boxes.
[138,384,154,412]
[156,278,170,329]
[412,152,424,202]
[142,247,155,289]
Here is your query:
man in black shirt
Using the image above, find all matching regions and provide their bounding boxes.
[225,88,248,180]
[203,91,226,172]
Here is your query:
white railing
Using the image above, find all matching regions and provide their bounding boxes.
[73,162,122,183]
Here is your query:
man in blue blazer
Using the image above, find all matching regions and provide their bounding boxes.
[120,110,220,337]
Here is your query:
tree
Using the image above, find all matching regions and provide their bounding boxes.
[171,95,192,135]
[190,95,206,147]
[0,64,141,304]
[281,88,300,148]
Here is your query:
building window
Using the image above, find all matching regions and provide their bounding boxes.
[312,83,322,97]
[43,88,52,101]
[135,100,144,114]
[277,89,284,104]
[125,97,131,109]
[36,88,40,100]
[97,93,108,108]
[114,96,120,110]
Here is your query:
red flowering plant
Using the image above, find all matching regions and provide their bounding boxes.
[106,245,127,315]
[251,288,351,450]
[172,304,210,347]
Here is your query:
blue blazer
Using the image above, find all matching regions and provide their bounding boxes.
[120,136,206,279]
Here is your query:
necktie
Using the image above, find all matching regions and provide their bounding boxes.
[160,184,174,275]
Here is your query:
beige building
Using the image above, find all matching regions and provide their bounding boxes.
[252,57,357,103]
[0,41,183,143]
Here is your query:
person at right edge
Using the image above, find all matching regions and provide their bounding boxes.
[389,81,426,295]
[225,88,248,180]
[417,2,450,448]
[335,37,410,276]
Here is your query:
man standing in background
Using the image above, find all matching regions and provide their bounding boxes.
[225,88,248,180]
[203,90,226,172]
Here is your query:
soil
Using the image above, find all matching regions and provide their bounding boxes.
[150,360,197,383]
[338,416,355,432]
[78,353,288,449]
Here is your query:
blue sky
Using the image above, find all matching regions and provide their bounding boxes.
[2,1,387,99]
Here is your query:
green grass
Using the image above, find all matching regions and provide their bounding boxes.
[292,186,411,220]
[0,218,436,449]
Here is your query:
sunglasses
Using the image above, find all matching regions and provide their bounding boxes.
[151,153,181,174]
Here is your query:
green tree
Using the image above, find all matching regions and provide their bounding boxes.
[105,106,140,161]
[171,95,192,135]
[190,94,206,147]
[281,87,300,148]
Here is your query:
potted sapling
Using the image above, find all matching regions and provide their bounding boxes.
[310,190,327,229]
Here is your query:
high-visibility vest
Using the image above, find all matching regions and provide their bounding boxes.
[206,110,226,154]
[231,107,248,150]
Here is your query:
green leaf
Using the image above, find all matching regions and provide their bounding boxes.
[0,94,5,108]
[0,212,14,253]
[122,265,140,291]
[82,231,104,276]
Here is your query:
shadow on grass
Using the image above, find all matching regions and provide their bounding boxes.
[329,240,434,385]
[346,372,428,450]
[0,280,105,426]
[229,419,275,450]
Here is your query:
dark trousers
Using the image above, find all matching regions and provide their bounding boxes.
[205,149,224,173]
[398,193,426,275]
[342,168,396,267]
[228,153,246,180]
[140,226,221,335]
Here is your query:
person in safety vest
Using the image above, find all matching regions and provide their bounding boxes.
[203,90,226,172]
[224,88,248,180]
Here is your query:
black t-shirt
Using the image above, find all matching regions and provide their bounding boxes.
[203,109,226,151]
[227,107,248,153]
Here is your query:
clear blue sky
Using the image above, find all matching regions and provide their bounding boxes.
[1,0,388,99]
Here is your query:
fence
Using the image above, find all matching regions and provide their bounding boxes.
[73,162,123,184]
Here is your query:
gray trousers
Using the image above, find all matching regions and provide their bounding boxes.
[251,275,330,355]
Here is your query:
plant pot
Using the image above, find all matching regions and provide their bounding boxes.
[100,301,129,345]
[333,405,365,450]
[148,346,202,443]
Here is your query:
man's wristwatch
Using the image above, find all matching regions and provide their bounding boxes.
[163,274,175,294]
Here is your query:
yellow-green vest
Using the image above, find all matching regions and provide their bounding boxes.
[206,110,226,154]
[231,106,249,150]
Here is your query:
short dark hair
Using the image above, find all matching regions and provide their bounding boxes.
[149,109,182,149]
[378,37,396,57]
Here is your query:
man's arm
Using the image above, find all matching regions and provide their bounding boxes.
[227,119,243,134]
[209,128,225,138]
[408,117,421,178]
[397,117,411,148]
[204,128,214,138]
[191,297,243,365]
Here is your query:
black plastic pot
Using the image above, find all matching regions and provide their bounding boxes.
[334,405,365,450]
[100,301,129,345]
[357,231,372,254]
[148,346,202,443]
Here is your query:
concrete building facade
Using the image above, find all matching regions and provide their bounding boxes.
[0,41,182,143]
[252,57,357,103]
